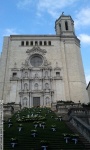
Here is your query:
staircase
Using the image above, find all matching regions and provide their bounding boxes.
[65,121,90,149]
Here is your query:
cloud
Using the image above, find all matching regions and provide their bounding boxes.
[86,75,90,85]
[75,7,90,28]
[3,28,18,36]
[17,0,32,9]
[17,0,78,18]
[37,0,78,18]
[78,34,90,44]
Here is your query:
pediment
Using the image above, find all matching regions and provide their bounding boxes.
[26,46,47,55]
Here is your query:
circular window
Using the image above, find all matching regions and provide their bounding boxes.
[30,55,43,67]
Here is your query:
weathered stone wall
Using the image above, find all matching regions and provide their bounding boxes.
[0,14,89,106]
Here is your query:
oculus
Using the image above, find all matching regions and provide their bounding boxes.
[30,54,43,67]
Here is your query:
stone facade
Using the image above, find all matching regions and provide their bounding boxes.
[0,14,89,108]
[86,82,90,102]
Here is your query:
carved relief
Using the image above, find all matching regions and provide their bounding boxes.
[45,97,50,106]
[22,97,28,107]
[24,83,28,90]
[26,46,47,56]
[34,83,38,90]
[45,83,49,89]
[24,72,28,78]
[54,62,61,70]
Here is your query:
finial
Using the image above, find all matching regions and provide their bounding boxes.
[14,62,17,68]
[62,12,64,15]
[56,62,58,67]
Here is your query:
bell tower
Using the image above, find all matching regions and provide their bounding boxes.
[55,13,75,36]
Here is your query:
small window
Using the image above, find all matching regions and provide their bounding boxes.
[44,41,47,46]
[21,41,24,46]
[26,41,29,46]
[56,72,60,77]
[39,41,42,46]
[35,41,38,46]
[48,41,51,46]
[65,21,68,30]
[30,41,33,46]
[59,23,61,28]
[13,72,17,77]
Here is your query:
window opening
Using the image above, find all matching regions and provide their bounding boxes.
[39,41,42,46]
[65,21,68,30]
[35,41,38,46]
[56,72,60,77]
[44,41,47,46]
[21,41,24,46]
[26,41,29,46]
[30,55,43,67]
[13,72,17,77]
[31,41,33,46]
[48,41,51,46]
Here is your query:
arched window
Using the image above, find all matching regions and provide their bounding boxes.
[65,21,68,30]
[30,41,33,46]
[26,41,29,46]
[35,41,38,45]
[39,41,42,46]
[48,41,51,46]
[44,41,47,46]
[21,41,24,46]
[30,54,43,67]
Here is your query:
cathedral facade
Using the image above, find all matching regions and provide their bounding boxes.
[0,14,89,108]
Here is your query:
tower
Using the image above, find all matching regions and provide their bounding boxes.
[55,13,75,36]
[55,14,89,103]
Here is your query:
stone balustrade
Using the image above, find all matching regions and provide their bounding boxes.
[70,116,90,142]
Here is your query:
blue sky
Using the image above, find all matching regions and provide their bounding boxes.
[0,0,90,85]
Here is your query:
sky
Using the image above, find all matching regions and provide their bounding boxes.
[0,0,90,85]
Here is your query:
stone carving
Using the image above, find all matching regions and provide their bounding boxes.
[26,46,47,56]
[45,71,48,77]
[14,62,17,68]
[54,62,61,70]
[44,57,51,66]
[45,83,49,89]
[24,83,28,90]
[23,97,27,107]
[46,97,50,105]
[34,83,38,90]
[35,73,38,78]
[25,72,28,78]
[11,62,19,71]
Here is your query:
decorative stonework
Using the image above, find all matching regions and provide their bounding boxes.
[11,62,19,71]
[26,46,47,56]
[54,62,61,70]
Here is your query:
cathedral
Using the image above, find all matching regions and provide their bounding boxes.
[0,14,89,108]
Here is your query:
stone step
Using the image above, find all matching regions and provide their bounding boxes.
[65,121,90,149]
